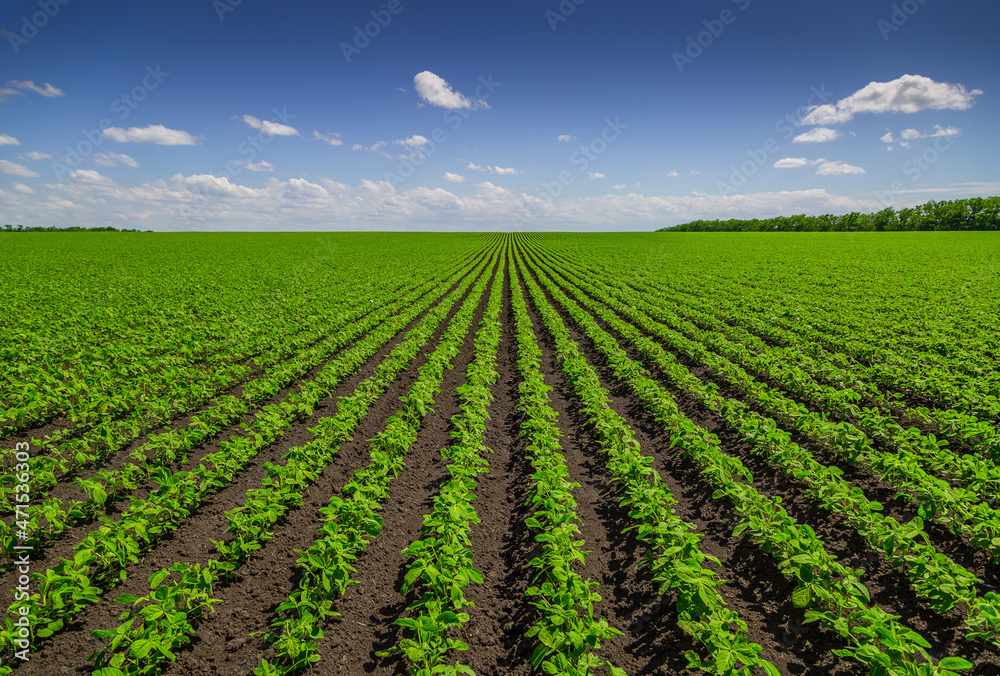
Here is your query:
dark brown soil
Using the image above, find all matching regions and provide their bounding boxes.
[9,241,998,676]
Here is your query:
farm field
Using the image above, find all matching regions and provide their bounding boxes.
[2,231,1000,675]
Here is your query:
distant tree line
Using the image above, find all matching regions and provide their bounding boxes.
[659,196,1000,232]
[2,224,152,232]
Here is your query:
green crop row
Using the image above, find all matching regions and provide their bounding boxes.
[514,246,777,676]
[517,240,971,675]
[523,242,1000,644]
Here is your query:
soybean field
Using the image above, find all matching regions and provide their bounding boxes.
[2,231,1000,676]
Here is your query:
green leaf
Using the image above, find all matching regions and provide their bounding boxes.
[436,611,461,626]
[938,657,973,670]
[761,662,781,676]
[791,586,811,608]
[150,569,171,589]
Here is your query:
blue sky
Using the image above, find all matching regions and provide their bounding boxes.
[1,0,997,231]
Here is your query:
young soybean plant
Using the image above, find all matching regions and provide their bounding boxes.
[381,250,506,675]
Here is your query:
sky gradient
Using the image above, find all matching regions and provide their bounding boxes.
[1,0,998,231]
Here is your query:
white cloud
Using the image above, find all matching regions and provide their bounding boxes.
[666,170,680,177]
[773,157,864,175]
[466,162,522,175]
[0,88,23,102]
[93,152,139,168]
[588,172,605,179]
[19,151,51,161]
[12,183,33,194]
[0,160,39,177]
[413,71,475,109]
[882,124,962,149]
[793,127,841,143]
[814,160,865,176]
[394,135,429,149]
[7,80,65,97]
[443,172,466,183]
[103,124,199,145]
[930,125,960,137]
[557,134,575,142]
[613,184,627,190]
[773,157,811,168]
[800,74,982,125]
[242,115,300,136]
[313,130,343,146]
[353,140,391,158]
[8,169,890,232]
[237,159,274,172]
[0,134,20,146]
[69,169,116,185]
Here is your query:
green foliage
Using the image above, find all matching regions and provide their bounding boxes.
[660,196,1000,232]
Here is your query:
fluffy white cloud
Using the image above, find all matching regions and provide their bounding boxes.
[413,71,475,109]
[394,135,429,149]
[930,125,961,137]
[443,172,466,183]
[814,160,865,176]
[237,160,274,172]
[4,169,891,232]
[588,172,605,179]
[313,130,343,146]
[666,170,680,177]
[793,127,840,143]
[613,184,627,190]
[353,140,391,158]
[0,88,22,102]
[773,157,811,168]
[242,115,300,136]
[12,183,34,194]
[93,152,139,168]
[69,169,116,185]
[104,124,199,145]
[557,134,575,142]
[800,74,982,125]
[19,151,51,161]
[0,134,20,145]
[466,162,522,175]
[773,157,864,175]
[0,160,39,177]
[7,80,65,97]
[881,124,961,149]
